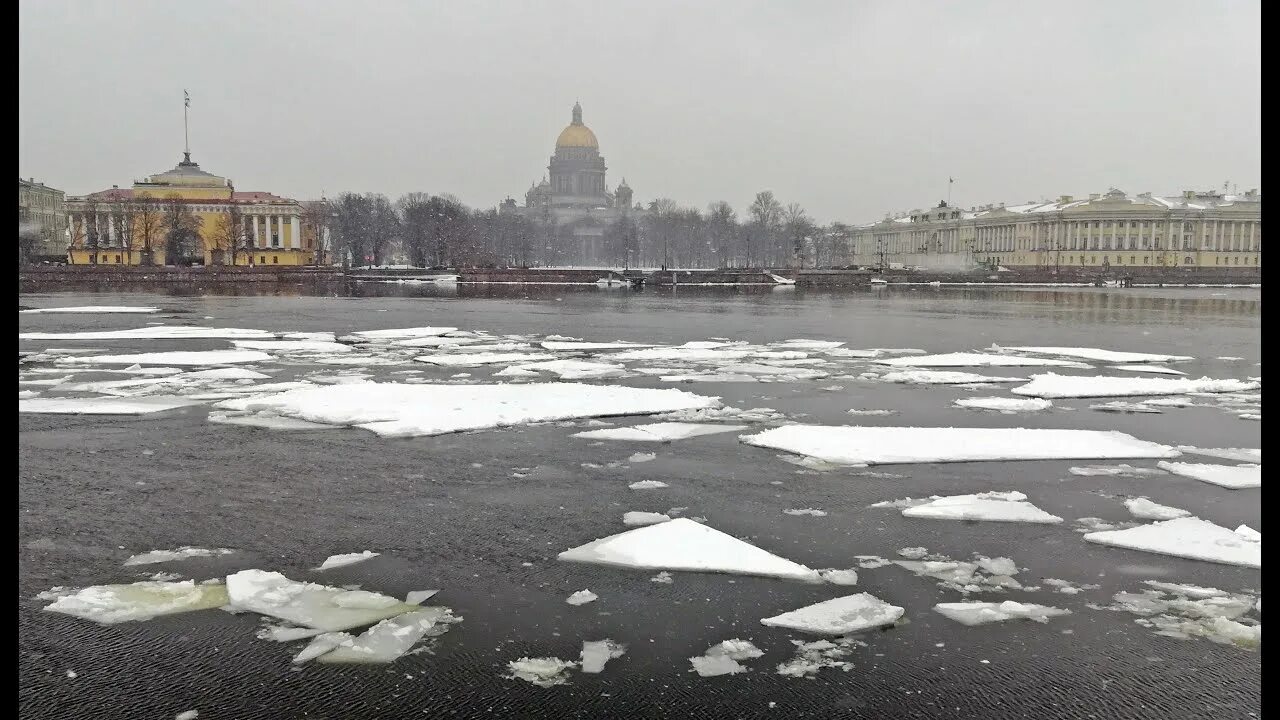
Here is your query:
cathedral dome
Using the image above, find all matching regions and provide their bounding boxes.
[554,102,599,149]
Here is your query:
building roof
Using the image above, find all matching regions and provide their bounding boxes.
[74,188,295,204]
[556,102,599,149]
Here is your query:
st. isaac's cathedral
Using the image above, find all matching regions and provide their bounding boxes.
[501,102,642,264]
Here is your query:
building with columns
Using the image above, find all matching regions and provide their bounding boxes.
[19,178,67,261]
[65,151,311,266]
[500,102,643,265]
[846,187,1261,273]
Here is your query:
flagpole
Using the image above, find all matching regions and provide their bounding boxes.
[183,90,190,158]
[947,177,954,206]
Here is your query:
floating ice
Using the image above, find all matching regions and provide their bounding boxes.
[879,370,1026,385]
[123,547,234,566]
[43,580,229,624]
[232,340,353,353]
[405,590,439,605]
[316,607,460,663]
[19,327,273,341]
[1000,346,1194,364]
[20,396,204,415]
[819,569,859,585]
[225,570,419,631]
[184,368,272,380]
[540,341,652,351]
[742,425,1177,466]
[349,327,457,341]
[1235,525,1261,542]
[761,593,904,635]
[954,397,1053,413]
[1042,578,1101,595]
[574,422,745,442]
[846,408,896,416]
[689,639,763,676]
[623,511,671,526]
[316,551,380,570]
[878,353,1088,368]
[216,383,717,438]
[208,412,333,430]
[1068,464,1167,477]
[558,517,821,581]
[772,339,845,350]
[1124,498,1191,521]
[565,590,598,606]
[1108,365,1188,376]
[499,359,627,380]
[934,601,1071,626]
[416,352,553,366]
[1084,517,1261,568]
[892,551,1025,594]
[1012,373,1259,399]
[1096,585,1260,649]
[901,491,1063,524]
[628,480,669,489]
[607,347,754,362]
[1090,401,1163,414]
[1176,446,1262,463]
[580,639,626,674]
[783,508,827,517]
[20,305,160,314]
[59,350,273,366]
[1156,461,1261,489]
[627,452,656,463]
[650,571,673,584]
[775,638,863,677]
[506,657,577,687]
[657,405,783,423]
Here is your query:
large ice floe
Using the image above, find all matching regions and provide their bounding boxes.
[1155,461,1261,489]
[348,327,457,341]
[1011,373,1259,399]
[996,346,1194,364]
[899,491,1063,524]
[1092,582,1260,649]
[20,305,160,314]
[1176,446,1262,463]
[953,397,1053,413]
[573,422,746,442]
[740,425,1178,466]
[123,547,235,566]
[19,396,205,415]
[42,580,230,623]
[225,570,424,631]
[877,353,1089,368]
[878,370,1027,385]
[558,518,821,582]
[58,350,273,366]
[760,593,904,635]
[933,601,1071,626]
[231,340,353,354]
[1083,517,1261,568]
[19,327,273,341]
[214,382,717,438]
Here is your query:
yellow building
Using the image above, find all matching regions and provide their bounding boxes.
[65,151,313,266]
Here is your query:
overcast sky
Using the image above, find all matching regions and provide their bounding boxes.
[19,0,1260,223]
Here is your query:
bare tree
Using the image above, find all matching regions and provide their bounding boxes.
[782,203,815,268]
[18,222,40,264]
[748,191,782,267]
[133,194,163,265]
[301,199,332,265]
[705,201,738,268]
[163,195,201,265]
[365,193,399,267]
[109,195,138,264]
[397,192,434,267]
[210,202,249,265]
[81,196,102,263]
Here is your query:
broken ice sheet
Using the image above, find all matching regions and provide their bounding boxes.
[934,601,1071,626]
[628,480,669,489]
[1084,517,1261,568]
[43,580,229,624]
[776,638,864,678]
[900,491,1063,524]
[1175,446,1262,463]
[783,508,827,517]
[316,551,380,570]
[622,511,671,526]
[20,327,273,341]
[123,547,235,566]
[1068,464,1167,477]
[20,396,205,415]
[953,397,1053,413]
[761,593,904,635]
[1107,365,1188,376]
[208,412,333,430]
[506,657,578,687]
[878,352,1089,368]
[580,640,626,673]
[741,425,1177,466]
[658,406,784,422]
[1094,585,1260,649]
[574,422,747,442]
[558,517,821,582]
[315,607,461,664]
[565,590,598,606]
[20,305,160,314]
[1124,498,1191,521]
[58,350,273,366]
[1155,461,1261,489]
[1090,401,1163,414]
[225,570,421,631]
[997,346,1193,364]
[1012,372,1259,399]
[892,551,1025,594]
[878,370,1027,385]
[689,639,763,677]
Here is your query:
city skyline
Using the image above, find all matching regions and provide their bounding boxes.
[19,0,1261,224]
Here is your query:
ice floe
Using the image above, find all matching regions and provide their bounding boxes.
[1084,517,1261,568]
[497,359,627,380]
[316,551,380,570]
[772,339,845,350]
[1124,498,1191,521]
[215,382,717,438]
[19,327,274,341]
[558,517,821,581]
[689,639,763,677]
[565,590,598,606]
[1068,464,1166,477]
[1108,365,1188,376]
[622,511,671,526]
[606,347,754,362]
[657,406,784,423]
[1012,372,1259,398]
[775,638,863,677]
[349,327,457,341]
[741,425,1177,466]
[315,607,461,663]
[1093,584,1260,649]
[933,601,1071,626]
[540,341,652,351]
[20,396,205,415]
[21,305,161,314]
[59,350,273,366]
[506,657,577,687]
[416,352,553,366]
[627,452,656,463]
[232,340,353,353]
[573,422,745,442]
[878,353,1089,368]
[1090,401,1164,414]
[225,570,420,631]
[999,346,1193,364]
[580,640,626,673]
[1176,446,1262,463]
[43,580,229,623]
[900,491,1063,524]
[123,547,235,566]
[628,480,669,489]
[878,370,1026,385]
[783,508,828,517]
[208,412,334,430]
[760,593,904,635]
[818,569,859,585]
[886,549,1026,594]
[953,397,1053,413]
[1156,461,1261,489]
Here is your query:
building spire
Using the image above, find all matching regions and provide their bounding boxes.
[571,100,583,125]
[182,89,194,165]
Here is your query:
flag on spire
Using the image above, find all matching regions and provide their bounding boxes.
[184,90,190,108]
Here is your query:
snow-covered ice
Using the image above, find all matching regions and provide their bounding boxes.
[1124,498,1191,521]
[215,382,717,438]
[741,425,1178,466]
[900,491,1063,524]
[1012,373,1259,399]
[43,580,229,624]
[1084,517,1261,568]
[498,359,626,380]
[573,422,745,442]
[1000,346,1194,364]
[59,350,273,366]
[819,569,859,585]
[627,452,656,463]
[878,370,1027,385]
[760,593,904,635]
[878,353,1089,368]
[1108,365,1188,376]
[224,570,419,631]
[208,412,333,430]
[628,480,669,489]
[558,517,821,581]
[1068,464,1167,477]
[20,327,273,341]
[316,551,380,570]
[1176,446,1262,463]
[123,547,234,566]
[580,640,626,673]
[1156,461,1261,489]
[934,601,1071,626]
[349,327,457,341]
[20,396,204,415]
[954,397,1053,413]
[783,508,827,517]
[565,590,598,606]
[540,341,652,351]
[506,657,577,687]
[622,511,671,526]
[232,340,353,353]
[21,305,159,314]
[1095,585,1260,649]
[416,352,553,366]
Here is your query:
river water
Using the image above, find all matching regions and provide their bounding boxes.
[19,285,1261,719]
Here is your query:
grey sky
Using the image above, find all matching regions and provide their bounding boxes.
[19,0,1260,223]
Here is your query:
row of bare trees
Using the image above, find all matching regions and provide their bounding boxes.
[68,193,211,265]
[327,190,853,269]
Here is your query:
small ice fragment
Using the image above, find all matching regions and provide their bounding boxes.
[623,511,671,526]
[507,657,578,687]
[316,551,380,570]
[934,601,1071,626]
[628,480,669,489]
[898,547,930,559]
[580,639,626,673]
[1124,498,1191,521]
[405,590,439,605]
[122,547,234,566]
[650,571,673,584]
[783,508,827,517]
[292,632,353,663]
[690,654,748,677]
[566,590,598,606]
[627,452,656,463]
[761,593,904,635]
[819,569,859,585]
[175,711,199,720]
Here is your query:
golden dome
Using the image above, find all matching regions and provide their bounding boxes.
[556,124,598,148]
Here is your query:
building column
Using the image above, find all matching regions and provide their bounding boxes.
[291,215,300,250]
[252,215,261,248]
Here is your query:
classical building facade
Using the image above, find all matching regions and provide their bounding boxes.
[847,188,1262,272]
[65,152,311,266]
[19,178,67,260]
[501,102,641,264]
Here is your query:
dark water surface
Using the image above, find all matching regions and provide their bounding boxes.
[19,286,1261,719]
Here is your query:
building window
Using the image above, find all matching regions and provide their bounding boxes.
[272,255,279,264]
[260,256,266,264]
[1143,256,1148,263]
[1130,256,1135,264]
[272,234,280,248]
[1184,256,1192,265]
[115,255,121,263]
